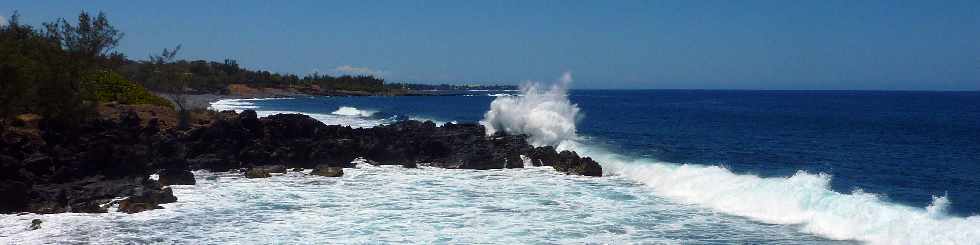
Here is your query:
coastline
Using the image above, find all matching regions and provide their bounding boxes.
[1,99,602,215]
[164,87,521,111]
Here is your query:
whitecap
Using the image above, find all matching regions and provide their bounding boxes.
[331,106,376,117]
[578,145,980,244]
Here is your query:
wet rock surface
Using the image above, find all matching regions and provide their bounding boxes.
[0,111,179,214]
[29,219,42,230]
[183,110,601,176]
[244,168,272,178]
[157,169,196,186]
[0,109,601,214]
[311,165,344,177]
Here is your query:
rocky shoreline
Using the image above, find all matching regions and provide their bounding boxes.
[0,109,601,215]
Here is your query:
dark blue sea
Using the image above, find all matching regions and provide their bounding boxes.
[237,90,980,215]
[5,89,978,244]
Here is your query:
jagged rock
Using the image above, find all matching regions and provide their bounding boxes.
[1,108,603,215]
[253,164,286,174]
[311,165,344,177]
[241,164,287,179]
[187,154,235,172]
[23,153,54,175]
[182,111,601,176]
[22,176,177,214]
[554,151,603,177]
[239,109,260,132]
[527,147,601,176]
[117,199,156,214]
[29,219,42,230]
[70,198,112,213]
[244,168,272,178]
[158,169,196,186]
[0,150,31,212]
[116,186,177,214]
[528,146,559,167]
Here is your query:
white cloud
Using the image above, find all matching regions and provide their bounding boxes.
[333,65,386,78]
[0,16,7,27]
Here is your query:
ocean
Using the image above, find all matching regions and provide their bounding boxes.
[2,84,979,244]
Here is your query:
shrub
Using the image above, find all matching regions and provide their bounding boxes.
[82,70,174,109]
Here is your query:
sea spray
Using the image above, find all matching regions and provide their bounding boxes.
[481,73,980,244]
[577,146,980,244]
[481,72,580,147]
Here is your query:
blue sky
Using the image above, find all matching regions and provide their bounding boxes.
[2,1,978,90]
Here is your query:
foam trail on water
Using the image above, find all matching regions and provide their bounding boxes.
[577,147,980,244]
[481,72,580,147]
[483,73,980,244]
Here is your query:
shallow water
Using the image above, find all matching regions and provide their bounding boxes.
[0,166,847,244]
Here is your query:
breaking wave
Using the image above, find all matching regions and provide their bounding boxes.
[210,99,442,128]
[579,147,980,244]
[481,72,580,147]
[207,98,295,111]
[208,99,385,128]
[331,106,376,117]
[483,73,980,244]
[208,98,295,111]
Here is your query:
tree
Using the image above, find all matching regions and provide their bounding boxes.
[41,11,123,127]
[43,11,123,59]
[0,12,38,125]
[0,11,124,129]
[147,45,191,129]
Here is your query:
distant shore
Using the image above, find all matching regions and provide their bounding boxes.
[161,84,520,110]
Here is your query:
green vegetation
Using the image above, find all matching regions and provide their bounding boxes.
[0,11,124,128]
[116,57,386,94]
[1,10,388,129]
[0,10,514,128]
[81,70,173,109]
[145,45,192,129]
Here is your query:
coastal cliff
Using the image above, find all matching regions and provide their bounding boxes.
[0,109,601,214]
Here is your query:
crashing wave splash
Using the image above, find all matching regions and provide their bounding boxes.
[481,72,580,147]
[582,148,980,244]
[331,106,376,117]
[482,72,980,244]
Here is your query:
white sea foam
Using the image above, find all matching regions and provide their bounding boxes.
[5,82,974,244]
[578,147,980,244]
[208,99,386,128]
[207,97,294,111]
[208,99,258,110]
[0,168,833,244]
[407,116,453,126]
[482,73,980,244]
[481,72,580,147]
[254,110,384,128]
[331,106,376,117]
